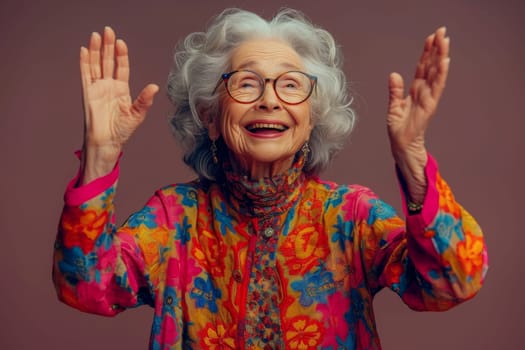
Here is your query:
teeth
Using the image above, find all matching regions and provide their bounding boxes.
[247,123,287,131]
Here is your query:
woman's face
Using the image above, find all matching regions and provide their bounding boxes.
[212,38,313,178]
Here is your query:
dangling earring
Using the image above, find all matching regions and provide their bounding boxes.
[302,141,310,158]
[211,140,219,164]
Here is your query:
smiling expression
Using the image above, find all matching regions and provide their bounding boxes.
[209,38,314,179]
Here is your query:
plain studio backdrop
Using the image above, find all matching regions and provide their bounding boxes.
[1,0,523,349]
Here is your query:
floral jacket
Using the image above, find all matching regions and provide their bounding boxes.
[53,154,487,350]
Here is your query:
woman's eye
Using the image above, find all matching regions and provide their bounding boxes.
[280,80,299,89]
[239,79,258,89]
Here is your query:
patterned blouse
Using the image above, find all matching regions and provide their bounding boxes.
[53,153,488,350]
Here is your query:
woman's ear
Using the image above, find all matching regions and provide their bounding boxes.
[199,110,220,141]
[203,113,220,140]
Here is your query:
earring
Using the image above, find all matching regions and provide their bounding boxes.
[302,141,310,158]
[211,140,219,164]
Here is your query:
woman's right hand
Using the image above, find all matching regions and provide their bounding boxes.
[79,27,159,185]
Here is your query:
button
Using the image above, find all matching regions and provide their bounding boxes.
[232,270,243,282]
[263,227,274,238]
[166,296,173,305]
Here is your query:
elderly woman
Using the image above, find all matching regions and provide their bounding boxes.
[53,8,487,350]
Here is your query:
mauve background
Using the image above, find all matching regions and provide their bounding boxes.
[1,0,523,348]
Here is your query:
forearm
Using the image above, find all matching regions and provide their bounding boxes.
[79,143,122,185]
[409,174,487,300]
[364,156,487,311]
[393,146,428,205]
[399,160,487,309]
[53,163,146,315]
[53,174,120,314]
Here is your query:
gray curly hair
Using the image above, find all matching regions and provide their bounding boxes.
[167,8,355,180]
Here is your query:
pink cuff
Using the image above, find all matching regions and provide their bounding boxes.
[64,150,121,207]
[398,153,439,230]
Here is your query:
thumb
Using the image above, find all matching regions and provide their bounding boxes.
[388,72,405,105]
[131,83,159,119]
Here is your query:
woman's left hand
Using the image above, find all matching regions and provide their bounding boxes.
[387,27,450,203]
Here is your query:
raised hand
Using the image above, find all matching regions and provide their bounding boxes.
[79,27,159,184]
[387,27,450,202]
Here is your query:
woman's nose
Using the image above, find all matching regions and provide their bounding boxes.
[255,83,282,111]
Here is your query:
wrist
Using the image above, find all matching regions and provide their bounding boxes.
[394,148,428,204]
[80,144,121,185]
[407,200,423,215]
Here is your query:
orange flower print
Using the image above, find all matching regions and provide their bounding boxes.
[457,231,484,277]
[436,174,461,218]
[285,316,324,350]
[191,230,226,277]
[61,207,107,254]
[280,223,329,275]
[199,321,236,349]
[135,227,169,266]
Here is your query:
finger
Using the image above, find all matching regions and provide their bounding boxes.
[415,33,435,80]
[428,28,450,98]
[415,27,450,83]
[388,72,405,104]
[431,57,450,100]
[89,32,102,81]
[115,39,130,82]
[80,46,91,89]
[434,27,449,58]
[102,26,116,79]
[131,84,160,119]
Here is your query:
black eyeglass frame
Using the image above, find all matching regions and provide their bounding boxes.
[216,69,318,105]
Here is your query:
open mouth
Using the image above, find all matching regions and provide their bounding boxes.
[245,123,289,133]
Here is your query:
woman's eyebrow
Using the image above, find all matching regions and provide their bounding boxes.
[235,60,302,72]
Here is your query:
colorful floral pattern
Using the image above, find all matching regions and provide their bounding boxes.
[53,154,488,349]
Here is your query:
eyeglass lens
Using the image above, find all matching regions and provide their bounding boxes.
[226,70,313,104]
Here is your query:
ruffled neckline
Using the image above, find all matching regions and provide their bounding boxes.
[222,153,306,219]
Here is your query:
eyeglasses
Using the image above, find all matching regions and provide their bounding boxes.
[218,70,317,105]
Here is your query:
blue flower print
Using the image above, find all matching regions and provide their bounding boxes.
[126,206,157,229]
[367,199,396,225]
[189,276,222,313]
[95,231,113,250]
[291,269,336,307]
[175,186,198,208]
[331,215,354,250]
[58,246,97,284]
[99,187,115,209]
[348,288,372,335]
[431,212,463,254]
[175,216,192,244]
[162,286,180,318]
[214,201,234,235]
[325,186,348,210]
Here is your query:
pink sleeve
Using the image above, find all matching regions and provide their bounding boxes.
[398,153,440,227]
[358,153,488,311]
[64,150,121,206]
